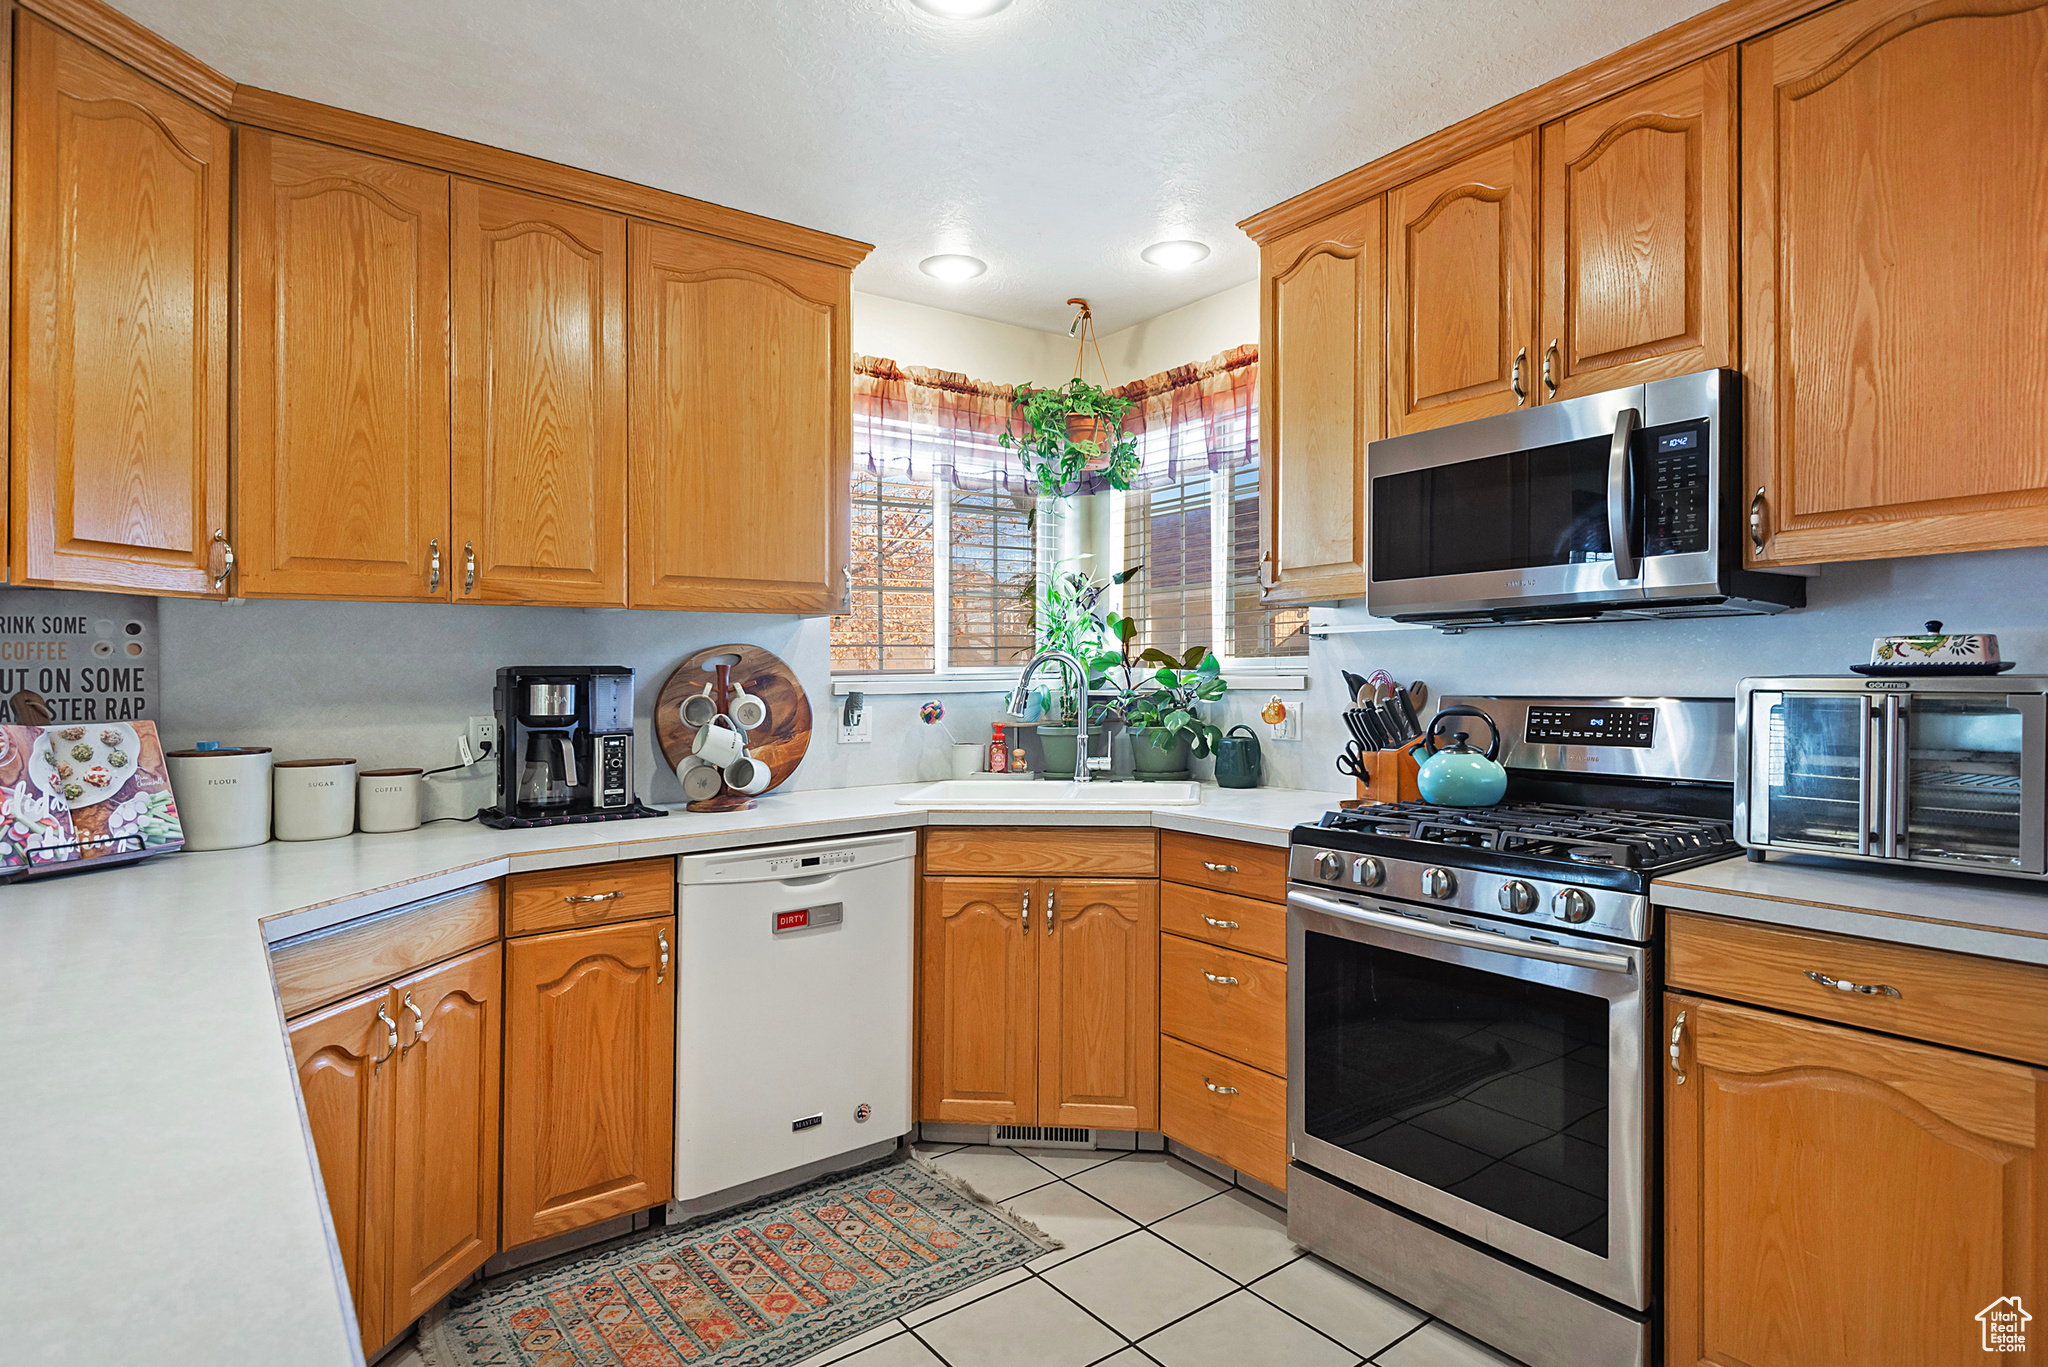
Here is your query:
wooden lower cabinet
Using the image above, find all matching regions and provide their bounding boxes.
[1665,992,2048,1366]
[1160,1037,1288,1192]
[502,916,676,1245]
[919,875,1156,1129]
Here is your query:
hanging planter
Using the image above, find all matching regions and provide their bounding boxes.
[998,298,1141,496]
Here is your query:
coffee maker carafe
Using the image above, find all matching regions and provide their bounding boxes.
[489,666,641,827]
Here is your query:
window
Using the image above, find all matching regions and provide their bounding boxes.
[837,469,935,673]
[1122,465,1308,663]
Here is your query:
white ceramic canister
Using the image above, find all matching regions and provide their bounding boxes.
[273,758,359,841]
[357,767,423,834]
[164,747,274,851]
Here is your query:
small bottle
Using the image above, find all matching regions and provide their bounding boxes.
[987,724,1008,774]
[1011,737,1029,773]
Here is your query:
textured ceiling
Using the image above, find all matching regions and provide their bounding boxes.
[115,0,1717,333]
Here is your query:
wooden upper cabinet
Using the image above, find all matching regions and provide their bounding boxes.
[919,877,1037,1125]
[1538,52,1735,402]
[502,916,674,1246]
[628,220,851,612]
[1666,993,2048,1366]
[11,16,230,595]
[236,131,451,600]
[451,181,627,605]
[1386,135,1536,435]
[289,984,395,1355]
[1259,196,1383,604]
[1039,879,1158,1131]
[1741,0,2048,565]
[386,943,499,1326]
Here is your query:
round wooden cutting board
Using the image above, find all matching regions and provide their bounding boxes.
[655,644,813,810]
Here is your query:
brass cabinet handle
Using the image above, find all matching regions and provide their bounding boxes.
[1543,339,1558,396]
[1201,914,1239,930]
[1668,1009,1687,1085]
[1021,887,1031,937]
[1045,887,1055,935]
[658,927,670,985]
[1805,970,1901,999]
[210,529,236,592]
[1749,489,1767,551]
[1511,347,1528,405]
[1202,971,1240,986]
[1201,861,1238,874]
[373,1003,399,1071]
[463,541,476,595]
[428,538,442,591]
[401,990,425,1050]
[564,891,623,904]
[1203,1076,1239,1096]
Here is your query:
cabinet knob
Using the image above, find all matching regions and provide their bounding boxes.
[401,990,426,1050]
[658,927,670,985]
[1045,887,1055,935]
[1021,887,1031,937]
[1668,1009,1688,1085]
[1200,914,1240,930]
[1542,340,1558,396]
[1202,971,1240,986]
[1203,1076,1240,1096]
[428,538,442,592]
[373,1003,399,1071]
[463,541,477,595]
[1749,488,1768,552]
[209,530,236,592]
[1511,347,1528,406]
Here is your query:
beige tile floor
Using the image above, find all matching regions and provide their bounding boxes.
[377,1144,1526,1367]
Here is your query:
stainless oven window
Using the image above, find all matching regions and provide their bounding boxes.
[1902,697,2026,870]
[1754,693,1869,853]
[1301,928,1610,1255]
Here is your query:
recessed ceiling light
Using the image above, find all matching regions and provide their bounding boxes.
[911,0,1012,16]
[1141,239,1211,269]
[919,254,987,282]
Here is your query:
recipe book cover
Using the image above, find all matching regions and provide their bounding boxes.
[0,721,184,879]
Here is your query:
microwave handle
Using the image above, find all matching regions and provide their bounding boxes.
[1607,407,1640,582]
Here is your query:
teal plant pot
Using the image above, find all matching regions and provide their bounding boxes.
[1129,726,1194,779]
[1038,726,1078,776]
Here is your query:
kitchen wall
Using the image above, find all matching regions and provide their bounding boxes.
[1094,281,1259,385]
[851,291,1071,387]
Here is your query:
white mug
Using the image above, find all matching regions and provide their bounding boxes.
[273,758,358,841]
[680,684,718,730]
[357,768,423,833]
[728,684,769,732]
[692,715,747,767]
[723,753,772,795]
[677,754,725,802]
[950,742,984,779]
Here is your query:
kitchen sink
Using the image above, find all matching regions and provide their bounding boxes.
[898,779,1201,807]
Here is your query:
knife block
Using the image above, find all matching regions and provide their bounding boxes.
[1354,738,1423,806]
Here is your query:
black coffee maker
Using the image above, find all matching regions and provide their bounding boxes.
[487,666,644,827]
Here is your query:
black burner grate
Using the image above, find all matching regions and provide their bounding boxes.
[1320,801,1736,870]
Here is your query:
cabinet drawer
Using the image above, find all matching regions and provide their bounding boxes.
[505,857,675,936]
[922,827,1157,877]
[1161,934,1287,1076]
[1667,911,2048,1067]
[1160,1036,1288,1191]
[1161,831,1288,904]
[1161,882,1286,963]
[273,882,499,1019]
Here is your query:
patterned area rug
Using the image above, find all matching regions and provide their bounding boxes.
[420,1154,1058,1366]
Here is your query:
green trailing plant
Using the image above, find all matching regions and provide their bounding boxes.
[1086,613,1228,758]
[1022,559,1141,723]
[998,379,1141,497]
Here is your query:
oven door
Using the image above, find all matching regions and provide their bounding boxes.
[1288,886,1651,1310]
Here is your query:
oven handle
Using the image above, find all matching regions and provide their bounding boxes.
[1288,890,1636,976]
[1607,406,1641,582]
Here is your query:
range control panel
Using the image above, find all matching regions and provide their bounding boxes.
[1641,421,1711,557]
[1525,705,1657,747]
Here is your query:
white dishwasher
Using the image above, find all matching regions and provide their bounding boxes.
[674,830,916,1210]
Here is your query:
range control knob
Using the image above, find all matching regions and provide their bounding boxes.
[1421,867,1457,899]
[1553,888,1595,923]
[1498,880,1538,915]
[1313,851,1344,882]
[1352,856,1386,888]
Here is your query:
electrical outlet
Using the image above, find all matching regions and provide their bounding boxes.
[468,715,498,764]
[1268,701,1299,741]
[838,710,872,744]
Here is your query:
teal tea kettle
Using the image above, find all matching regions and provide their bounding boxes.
[1415,705,1508,807]
[1214,724,1262,789]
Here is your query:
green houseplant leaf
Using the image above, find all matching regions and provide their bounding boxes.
[996,378,1142,497]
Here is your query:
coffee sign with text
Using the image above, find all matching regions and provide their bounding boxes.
[0,589,157,724]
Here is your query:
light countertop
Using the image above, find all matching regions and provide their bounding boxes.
[1653,852,2048,964]
[0,781,1345,1367]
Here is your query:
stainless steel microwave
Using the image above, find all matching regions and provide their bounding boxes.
[1737,676,2048,879]
[1365,369,1805,628]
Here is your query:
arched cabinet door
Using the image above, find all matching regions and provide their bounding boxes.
[502,918,674,1245]
[235,131,450,601]
[11,16,231,595]
[919,877,1038,1125]
[1259,197,1384,606]
[628,220,850,612]
[1539,52,1736,402]
[1741,0,2048,565]
[1385,135,1537,435]
[1664,993,2047,1365]
[1038,880,1159,1131]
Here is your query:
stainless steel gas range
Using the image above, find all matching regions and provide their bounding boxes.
[1285,696,1740,1367]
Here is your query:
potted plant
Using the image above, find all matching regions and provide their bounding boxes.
[1025,560,1138,775]
[1087,614,1227,779]
[999,379,1141,497]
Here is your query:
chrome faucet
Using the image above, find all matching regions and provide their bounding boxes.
[1005,649,1100,782]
